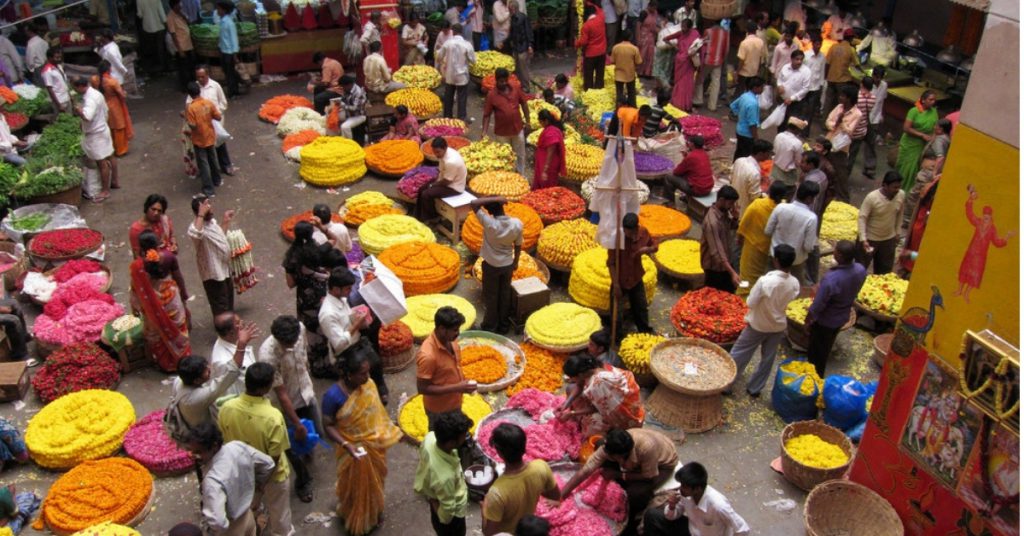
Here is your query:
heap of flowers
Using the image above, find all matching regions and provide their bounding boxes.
[344,191,392,209]
[70,522,142,536]
[25,389,136,469]
[459,139,517,175]
[3,111,27,130]
[820,201,859,241]
[422,136,471,161]
[396,166,438,199]
[280,210,344,241]
[471,253,548,283]
[857,273,909,316]
[634,152,674,175]
[281,129,321,156]
[378,242,461,295]
[508,343,566,395]
[343,203,404,225]
[379,321,413,357]
[784,433,849,469]
[678,114,724,148]
[527,99,561,129]
[385,88,442,117]
[468,51,516,78]
[537,473,626,534]
[536,218,599,268]
[0,86,17,104]
[43,271,109,313]
[581,177,649,204]
[393,65,442,89]
[276,107,326,137]
[639,204,691,238]
[481,72,521,93]
[31,342,120,403]
[419,118,467,138]
[399,393,491,442]
[478,389,583,462]
[569,247,657,311]
[785,297,813,325]
[123,410,195,474]
[462,202,542,253]
[459,344,508,384]
[468,171,531,201]
[506,388,565,418]
[653,239,703,276]
[522,187,586,224]
[664,103,687,119]
[227,229,258,294]
[34,286,123,346]
[401,294,476,339]
[29,228,103,259]
[364,139,424,176]
[358,214,435,256]
[299,137,367,186]
[258,94,313,124]
[526,124,582,146]
[670,287,748,343]
[52,258,104,282]
[780,360,824,396]
[564,144,605,182]
[526,303,602,351]
[39,457,152,533]
[619,333,666,375]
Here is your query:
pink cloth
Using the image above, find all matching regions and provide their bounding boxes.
[636,11,659,77]
[671,29,700,110]
[533,125,566,189]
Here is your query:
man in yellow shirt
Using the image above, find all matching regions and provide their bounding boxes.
[482,423,560,535]
[735,23,766,97]
[610,31,641,107]
[737,181,790,294]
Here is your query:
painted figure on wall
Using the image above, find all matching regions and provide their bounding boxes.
[955,184,1016,304]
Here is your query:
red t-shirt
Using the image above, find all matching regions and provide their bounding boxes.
[577,13,607,58]
[483,86,527,137]
[672,148,714,196]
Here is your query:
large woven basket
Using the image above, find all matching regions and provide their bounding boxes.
[804,480,904,536]
[700,0,737,20]
[780,420,854,491]
[650,338,737,396]
[382,346,415,374]
[646,384,723,433]
[786,308,857,351]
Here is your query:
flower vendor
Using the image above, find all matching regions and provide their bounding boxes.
[338,74,368,140]
[0,297,28,364]
[381,105,421,144]
[416,306,478,428]
[283,221,333,378]
[642,462,750,536]
[309,51,343,114]
[728,245,800,397]
[0,114,27,166]
[72,75,117,202]
[0,483,40,535]
[665,135,714,205]
[415,137,468,222]
[129,193,180,258]
[322,352,403,536]
[184,81,222,198]
[737,181,791,295]
[608,213,659,335]
[481,68,529,175]
[856,171,905,275]
[766,181,821,285]
[533,109,566,190]
[186,422,275,536]
[560,428,679,536]
[414,411,473,536]
[482,423,560,535]
[700,186,741,292]
[0,419,28,472]
[188,195,234,316]
[804,241,866,377]
[218,363,296,536]
[131,231,191,372]
[320,268,389,403]
[211,313,260,396]
[558,352,644,437]
[364,41,406,95]
[471,196,523,335]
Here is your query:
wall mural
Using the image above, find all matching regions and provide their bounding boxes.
[954,185,1016,304]
[958,422,1020,536]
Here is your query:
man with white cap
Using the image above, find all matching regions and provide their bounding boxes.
[771,117,806,186]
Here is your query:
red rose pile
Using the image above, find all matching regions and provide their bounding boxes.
[379,321,413,357]
[123,410,195,474]
[670,287,748,343]
[521,187,586,224]
[31,342,120,403]
[51,259,104,283]
[678,115,724,148]
[29,228,103,259]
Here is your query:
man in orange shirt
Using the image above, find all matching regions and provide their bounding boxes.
[310,51,344,113]
[185,81,222,197]
[416,306,477,427]
[576,3,607,91]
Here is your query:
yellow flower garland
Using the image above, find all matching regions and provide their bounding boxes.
[525,302,602,350]
[820,201,859,241]
[653,239,703,275]
[401,294,477,339]
[357,214,436,256]
[784,434,849,469]
[536,218,599,268]
[785,298,813,324]
[393,65,442,89]
[71,522,143,536]
[299,137,367,187]
[857,273,909,316]
[569,247,657,311]
[345,191,397,209]
[459,139,517,175]
[468,171,532,201]
[399,393,492,442]
[527,99,561,129]
[25,389,136,469]
[468,51,516,78]
[526,124,583,146]
[564,144,605,182]
[619,333,666,375]
[385,88,442,117]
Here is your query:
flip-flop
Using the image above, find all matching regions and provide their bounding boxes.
[297,483,314,503]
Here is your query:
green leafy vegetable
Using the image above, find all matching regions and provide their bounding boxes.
[11,165,83,198]
[9,212,50,231]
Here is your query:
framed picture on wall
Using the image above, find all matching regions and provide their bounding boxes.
[957,421,1020,536]
[959,329,1019,431]
[900,358,985,489]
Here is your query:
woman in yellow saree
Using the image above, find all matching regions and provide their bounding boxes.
[322,353,403,535]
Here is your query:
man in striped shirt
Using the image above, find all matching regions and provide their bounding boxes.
[694,20,730,111]
[846,77,877,176]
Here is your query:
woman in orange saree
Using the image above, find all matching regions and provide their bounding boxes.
[558,353,645,437]
[322,354,403,536]
[130,232,191,372]
[91,59,134,158]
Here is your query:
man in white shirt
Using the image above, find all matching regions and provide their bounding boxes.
[857,23,898,67]
[730,139,773,217]
[211,312,259,396]
[644,462,750,536]
[775,49,811,129]
[188,195,235,315]
[803,37,826,128]
[72,76,116,201]
[360,11,382,52]
[171,322,255,431]
[770,117,805,186]
[311,203,352,250]
[863,65,888,177]
[137,0,168,71]
[0,115,27,166]
[23,24,47,80]
[436,24,476,122]
[96,30,128,84]
[363,40,405,94]
[190,66,237,175]
[769,26,800,81]
[41,48,70,113]
[319,268,388,401]
[471,196,523,335]
[415,136,468,222]
[765,180,820,283]
[0,34,22,84]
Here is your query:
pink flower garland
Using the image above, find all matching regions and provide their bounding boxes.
[43,272,110,319]
[506,388,565,419]
[35,299,124,345]
[123,410,195,474]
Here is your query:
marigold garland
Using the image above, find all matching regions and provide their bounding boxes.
[280,210,344,241]
[258,94,313,124]
[564,144,605,182]
[784,434,849,469]
[393,65,442,89]
[820,201,859,241]
[41,458,153,533]
[459,139,517,175]
[385,88,442,117]
[0,85,18,104]
[25,389,136,469]
[378,242,461,295]
[569,247,657,311]
[468,171,532,201]
[71,522,142,536]
[857,273,908,317]
[481,72,521,94]
[785,297,813,325]
[379,321,414,357]
[527,99,562,129]
[525,303,602,351]
[460,345,508,384]
[508,343,567,395]
[670,287,748,343]
[365,139,425,175]
[281,129,321,153]
[462,202,542,253]
[343,203,404,225]
[471,253,548,284]
[358,214,436,256]
[469,51,516,78]
[536,218,599,268]
[521,187,586,224]
[401,294,476,339]
[638,204,691,238]
[398,393,491,442]
[618,333,666,375]
[652,239,703,275]
[299,137,367,187]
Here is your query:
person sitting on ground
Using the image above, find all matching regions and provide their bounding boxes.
[415,410,474,536]
[550,76,575,119]
[338,74,368,141]
[642,461,750,535]
[381,104,421,143]
[482,423,560,535]
[664,134,713,205]
[557,353,644,436]
[0,113,27,166]
[0,418,28,472]
[309,51,344,114]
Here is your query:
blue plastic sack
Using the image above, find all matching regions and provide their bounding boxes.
[287,418,324,456]
[479,33,490,51]
[771,358,820,423]
[822,376,878,432]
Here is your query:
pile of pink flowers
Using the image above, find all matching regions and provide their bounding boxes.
[579,473,627,521]
[479,390,583,462]
[123,410,195,474]
[52,259,104,283]
[537,475,616,536]
[397,166,438,199]
[678,115,724,148]
[43,272,110,317]
[506,388,565,419]
[35,298,123,346]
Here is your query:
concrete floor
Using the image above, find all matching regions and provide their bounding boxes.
[2,51,889,535]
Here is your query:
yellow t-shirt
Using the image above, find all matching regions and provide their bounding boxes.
[482,460,558,533]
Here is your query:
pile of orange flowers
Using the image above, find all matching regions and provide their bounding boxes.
[280,210,344,241]
[471,254,548,284]
[0,86,17,104]
[508,343,566,394]
[461,202,542,254]
[378,242,461,295]
[39,458,153,534]
[258,95,313,124]
[364,139,425,175]
[379,321,414,357]
[468,171,532,201]
[281,129,321,153]
[481,73,521,93]
[343,203,404,225]
[639,204,692,239]
[461,345,508,384]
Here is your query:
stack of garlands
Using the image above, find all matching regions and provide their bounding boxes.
[472,253,548,283]
[299,137,367,187]
[34,285,123,346]
[564,144,605,182]
[521,187,586,224]
[365,139,425,176]
[29,228,103,258]
[468,170,531,201]
[784,434,849,469]
[820,201,859,241]
[508,343,566,395]
[378,242,461,296]
[342,191,402,225]
[462,202,542,254]
[393,65,442,89]
[358,214,435,256]
[581,177,649,204]
[653,239,703,276]
[536,218,598,268]
[527,99,561,129]
[459,139,517,175]
[385,88,442,117]
[258,94,312,124]
[281,129,320,159]
[401,294,476,339]
[460,344,508,384]
[397,166,438,199]
[670,287,748,343]
[379,321,413,357]
[785,297,813,324]
[70,522,142,535]
[31,342,120,403]
[38,458,152,533]
[276,107,326,137]
[638,204,691,239]
[419,118,467,138]
[569,247,657,311]
[857,273,908,316]
[25,389,135,469]
[280,210,343,241]
[227,229,257,294]
[481,72,521,93]
[526,124,582,146]
[123,410,195,474]
[525,302,602,351]
[399,393,491,442]
[619,333,666,375]
[468,51,516,78]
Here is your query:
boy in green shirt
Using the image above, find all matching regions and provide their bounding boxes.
[415,411,474,536]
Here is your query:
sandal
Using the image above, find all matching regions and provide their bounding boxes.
[297,482,314,503]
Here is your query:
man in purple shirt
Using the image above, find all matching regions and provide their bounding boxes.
[805,240,867,376]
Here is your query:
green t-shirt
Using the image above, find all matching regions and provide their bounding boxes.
[482,460,558,533]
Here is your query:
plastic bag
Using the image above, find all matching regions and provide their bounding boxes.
[758,85,774,110]
[829,131,851,151]
[823,376,878,432]
[771,358,820,423]
[479,32,490,52]
[213,119,231,147]
[762,104,788,130]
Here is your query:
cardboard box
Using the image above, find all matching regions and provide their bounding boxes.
[0,361,29,402]
[511,277,551,325]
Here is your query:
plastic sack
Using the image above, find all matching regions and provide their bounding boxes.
[758,85,774,110]
[771,358,820,423]
[823,376,878,432]
[479,32,490,52]
[638,132,687,166]
[213,119,231,147]
[287,418,326,456]
[762,104,788,130]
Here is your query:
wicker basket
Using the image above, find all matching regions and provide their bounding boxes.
[650,338,737,396]
[382,346,415,374]
[646,384,723,433]
[786,308,857,351]
[780,420,854,491]
[804,480,904,536]
[873,333,893,368]
[700,0,737,20]
[854,301,899,324]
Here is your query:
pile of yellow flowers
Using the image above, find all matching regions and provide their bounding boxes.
[527,124,583,146]
[525,302,602,351]
[785,297,813,324]
[564,144,605,182]
[462,201,542,253]
[378,242,461,296]
[344,191,393,209]
[469,51,516,78]
[579,88,650,122]
[508,343,566,395]
[820,201,859,241]
[365,139,425,175]
[619,333,666,375]
[528,99,561,129]
[401,294,476,339]
[358,214,435,256]
[780,360,824,397]
[570,69,638,97]
[393,65,442,89]
[25,389,136,469]
[472,254,548,283]
[536,218,599,268]
[399,393,491,442]
[344,203,403,225]
[71,523,142,536]
[299,137,367,186]
[460,139,517,175]
[663,103,688,119]
[653,239,703,276]
[639,204,692,238]
[785,434,850,469]
[569,247,657,310]
[385,88,442,117]
[857,273,908,316]
[469,171,531,201]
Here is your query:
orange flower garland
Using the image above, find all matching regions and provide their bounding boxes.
[343,204,404,225]
[364,139,425,175]
[281,129,321,153]
[279,210,344,241]
[508,343,566,394]
[40,458,153,534]
[461,202,542,254]
[638,204,692,239]
[258,95,313,124]
[460,345,508,384]
[468,171,532,201]
[0,86,17,104]
[378,242,461,295]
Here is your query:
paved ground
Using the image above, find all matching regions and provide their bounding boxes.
[5,51,890,535]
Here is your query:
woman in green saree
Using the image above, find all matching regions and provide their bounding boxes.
[895,90,939,191]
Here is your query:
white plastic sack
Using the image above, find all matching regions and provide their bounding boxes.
[83,167,103,199]
[213,119,231,147]
[830,131,852,151]
[358,257,407,325]
[762,104,788,130]
[590,137,641,249]
[758,85,774,110]
[638,132,686,166]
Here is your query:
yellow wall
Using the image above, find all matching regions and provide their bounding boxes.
[903,124,1020,362]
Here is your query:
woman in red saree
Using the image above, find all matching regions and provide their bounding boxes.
[533,109,566,189]
[128,194,179,258]
[381,105,421,143]
[91,60,133,158]
[131,232,191,372]
[666,18,699,111]
[955,184,1016,303]
[636,3,661,78]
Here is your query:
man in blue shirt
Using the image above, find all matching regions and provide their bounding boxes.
[729,76,765,160]
[216,1,240,97]
[805,240,867,377]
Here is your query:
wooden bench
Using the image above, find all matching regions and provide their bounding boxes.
[435,191,477,244]
[686,192,716,222]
